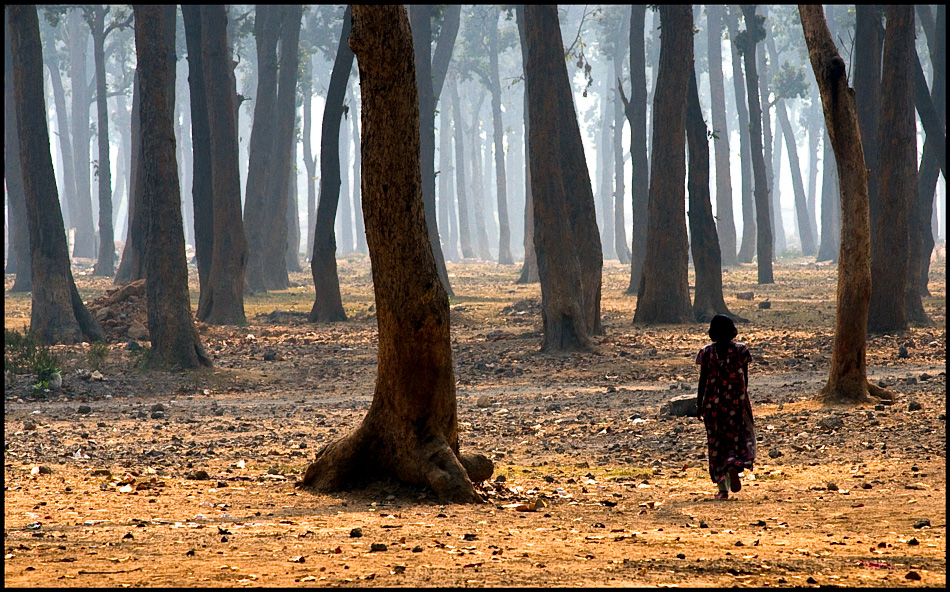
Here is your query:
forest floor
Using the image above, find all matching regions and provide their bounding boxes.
[3,254,946,588]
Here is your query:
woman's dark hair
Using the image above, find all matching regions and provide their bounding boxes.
[708,314,738,343]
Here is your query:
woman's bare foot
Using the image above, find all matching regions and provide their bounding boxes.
[728,467,741,492]
[714,490,728,500]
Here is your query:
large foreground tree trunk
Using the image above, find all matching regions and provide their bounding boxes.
[706,4,738,267]
[10,5,104,344]
[525,5,603,349]
[633,5,693,325]
[300,5,491,503]
[867,5,915,334]
[798,5,892,406]
[134,5,210,369]
[196,4,247,325]
[686,68,739,324]
[309,6,353,323]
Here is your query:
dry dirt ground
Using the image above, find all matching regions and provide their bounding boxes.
[4,255,946,588]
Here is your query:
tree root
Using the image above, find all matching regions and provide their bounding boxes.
[866,381,896,401]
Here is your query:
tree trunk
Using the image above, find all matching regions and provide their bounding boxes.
[10,5,104,344]
[915,5,945,297]
[868,5,916,333]
[350,84,367,255]
[771,114,786,254]
[515,7,538,284]
[196,4,248,325]
[338,103,354,255]
[624,5,649,293]
[286,134,302,272]
[612,15,631,265]
[633,6,693,325]
[409,5,453,296]
[243,5,280,293]
[488,11,513,265]
[309,5,353,323]
[737,6,773,284]
[757,11,785,257]
[42,30,77,233]
[438,92,459,261]
[182,5,214,295]
[300,5,491,503]
[132,5,210,369]
[799,5,892,406]
[469,96,492,261]
[448,76,474,260]
[726,8,756,265]
[853,5,883,253]
[686,68,739,324]
[90,7,115,277]
[597,90,615,261]
[815,130,840,262]
[525,4,603,349]
[5,14,31,292]
[66,9,96,260]
[302,54,316,258]
[805,88,821,248]
[114,70,147,285]
[706,5,738,267]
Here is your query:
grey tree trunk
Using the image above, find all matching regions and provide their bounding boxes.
[488,10,513,265]
[726,8,756,264]
[448,76,474,259]
[624,5,649,293]
[4,14,31,291]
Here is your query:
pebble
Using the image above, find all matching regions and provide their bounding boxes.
[908,401,922,411]
[23,421,37,431]
[768,448,782,458]
[77,405,92,415]
[350,527,363,538]
[370,542,387,552]
[913,518,931,529]
[476,395,492,408]
[897,345,909,359]
[151,404,166,412]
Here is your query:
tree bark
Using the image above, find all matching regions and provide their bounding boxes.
[469,95,492,261]
[525,4,603,349]
[798,5,892,406]
[5,13,31,292]
[737,6,773,284]
[633,5,693,325]
[89,6,115,277]
[350,84,367,255]
[438,91,459,261]
[133,5,210,369]
[686,68,740,324]
[612,13,631,265]
[300,5,490,503]
[409,5,454,296]
[488,9,513,265]
[114,70,146,285]
[10,4,104,345]
[181,5,214,295]
[853,5,883,253]
[706,5,738,267]
[514,7,538,284]
[448,76,475,260]
[41,28,77,233]
[196,4,248,325]
[309,5,353,323]
[726,8,756,265]
[625,5,649,293]
[302,53,316,258]
[868,5,916,333]
[66,9,96,260]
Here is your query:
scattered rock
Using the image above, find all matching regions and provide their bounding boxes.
[150,411,166,420]
[806,576,818,584]
[905,571,921,581]
[151,404,166,412]
[48,372,63,389]
[186,470,210,481]
[768,448,782,459]
[23,421,37,431]
[908,401,922,412]
[350,528,363,538]
[818,416,844,431]
[370,542,387,552]
[90,371,105,381]
[736,291,754,300]
[263,350,277,362]
[125,341,142,351]
[897,345,909,359]
[907,538,919,546]
[660,394,697,418]
[757,300,771,309]
[77,405,92,415]
[826,481,839,491]
[913,518,931,529]
[128,321,149,341]
[476,395,492,408]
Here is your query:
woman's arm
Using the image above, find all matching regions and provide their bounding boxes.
[697,366,708,418]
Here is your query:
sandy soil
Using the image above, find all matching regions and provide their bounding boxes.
[4,257,946,587]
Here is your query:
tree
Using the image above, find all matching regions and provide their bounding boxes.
[309,5,353,323]
[65,8,96,260]
[686,68,740,324]
[9,4,104,344]
[4,11,31,292]
[132,5,209,369]
[815,127,840,263]
[726,7,756,265]
[300,5,491,503]
[633,5,693,325]
[621,5,649,293]
[195,4,248,325]
[524,5,603,349]
[798,5,892,405]
[409,4,460,296]
[487,7,513,265]
[736,5,773,284]
[705,5,738,267]
[853,5,883,251]
[447,75,475,260]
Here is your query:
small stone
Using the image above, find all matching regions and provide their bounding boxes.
[23,421,37,431]
[90,371,105,381]
[543,475,555,483]
[907,537,919,546]
[908,401,922,412]
[462,533,477,541]
[905,571,921,581]
[494,474,506,483]
[676,553,686,559]
[768,448,782,459]
[913,518,931,529]
[128,321,149,341]
[897,345,909,359]
[806,576,818,584]
[123,532,134,540]
[221,536,228,543]
[826,481,838,491]
[370,542,387,552]
[150,411,165,420]
[187,470,210,481]
[661,394,698,418]
[262,350,277,362]
[350,527,363,538]
[757,300,771,309]
[411,546,423,553]
[216,481,228,488]
[874,404,886,411]
[125,340,142,351]
[818,416,844,431]
[476,395,492,408]
[151,404,166,412]
[77,405,92,415]
[48,372,63,389]
[735,291,754,300]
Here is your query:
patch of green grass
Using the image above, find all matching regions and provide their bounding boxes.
[87,341,110,371]
[4,328,60,383]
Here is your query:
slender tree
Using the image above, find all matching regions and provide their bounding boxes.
[5,11,31,292]
[300,5,491,502]
[736,5,773,284]
[310,5,353,323]
[10,4,104,344]
[448,75,475,260]
[726,7,756,264]
[487,7,513,265]
[438,89,459,261]
[867,5,916,332]
[65,8,96,260]
[514,6,538,283]
[621,5,649,293]
[706,5,738,266]
[798,5,892,405]
[633,5,693,324]
[196,4,248,325]
[686,68,739,323]
[853,5,883,252]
